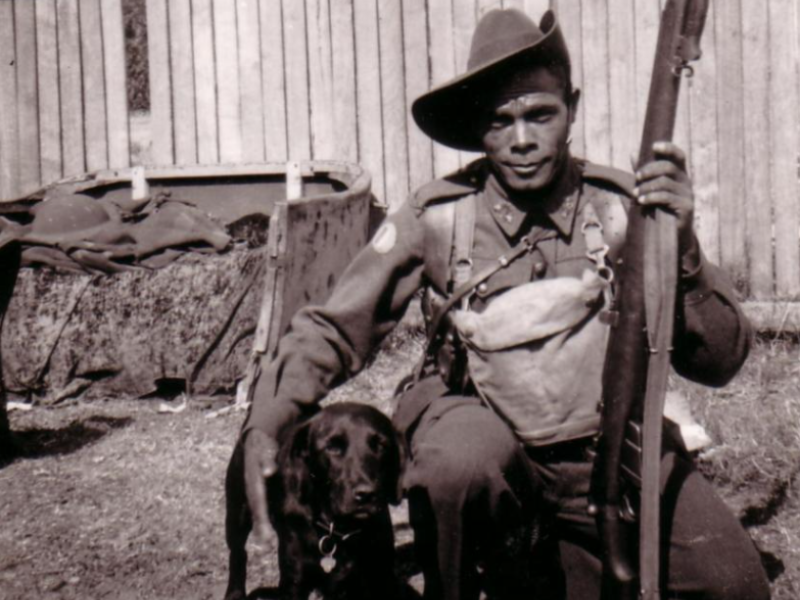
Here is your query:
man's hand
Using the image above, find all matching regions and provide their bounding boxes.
[633,141,701,273]
[243,428,280,547]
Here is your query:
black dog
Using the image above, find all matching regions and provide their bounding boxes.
[224,403,405,600]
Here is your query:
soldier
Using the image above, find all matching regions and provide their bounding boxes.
[239,9,770,600]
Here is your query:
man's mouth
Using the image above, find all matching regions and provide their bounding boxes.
[505,160,547,176]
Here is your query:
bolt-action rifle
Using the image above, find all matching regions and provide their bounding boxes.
[589,1,709,599]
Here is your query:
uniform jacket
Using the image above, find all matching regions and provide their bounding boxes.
[244,157,751,442]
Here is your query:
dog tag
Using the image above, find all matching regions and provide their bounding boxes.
[320,555,337,573]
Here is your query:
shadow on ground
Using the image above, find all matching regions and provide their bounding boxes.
[0,414,133,467]
[246,542,423,599]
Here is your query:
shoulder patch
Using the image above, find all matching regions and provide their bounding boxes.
[410,158,487,210]
[371,222,397,254]
[582,162,636,197]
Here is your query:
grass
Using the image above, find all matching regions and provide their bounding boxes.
[673,335,800,599]
[1,320,798,599]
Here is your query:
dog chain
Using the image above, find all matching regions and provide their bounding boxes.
[316,521,360,573]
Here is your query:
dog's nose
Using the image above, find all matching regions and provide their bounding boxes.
[354,487,377,505]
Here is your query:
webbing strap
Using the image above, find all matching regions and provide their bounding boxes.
[413,229,548,383]
[451,193,476,294]
[415,192,618,383]
[582,201,615,308]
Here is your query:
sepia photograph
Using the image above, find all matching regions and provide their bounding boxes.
[0,0,798,598]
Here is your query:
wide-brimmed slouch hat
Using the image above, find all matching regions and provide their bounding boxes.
[412,9,570,152]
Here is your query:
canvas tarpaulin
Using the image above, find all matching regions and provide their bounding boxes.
[0,190,268,402]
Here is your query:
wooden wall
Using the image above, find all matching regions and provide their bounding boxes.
[1,0,799,308]
[0,0,130,200]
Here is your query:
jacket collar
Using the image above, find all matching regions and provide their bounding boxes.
[484,157,582,238]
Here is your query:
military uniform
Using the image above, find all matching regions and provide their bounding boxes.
[245,157,768,599]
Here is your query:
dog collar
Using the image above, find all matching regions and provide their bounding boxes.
[315,520,361,574]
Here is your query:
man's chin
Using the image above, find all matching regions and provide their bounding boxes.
[503,173,554,194]
[496,159,565,195]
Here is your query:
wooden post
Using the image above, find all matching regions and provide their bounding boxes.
[285,161,304,201]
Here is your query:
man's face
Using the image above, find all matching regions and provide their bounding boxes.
[480,68,578,194]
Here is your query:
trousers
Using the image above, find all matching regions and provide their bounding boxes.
[395,380,770,600]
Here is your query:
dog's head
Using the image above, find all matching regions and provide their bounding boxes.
[281,403,404,523]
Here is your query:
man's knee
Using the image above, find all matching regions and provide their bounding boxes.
[407,403,522,502]
[699,569,770,600]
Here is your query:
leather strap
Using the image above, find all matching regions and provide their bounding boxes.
[451,192,476,293]
[413,229,547,383]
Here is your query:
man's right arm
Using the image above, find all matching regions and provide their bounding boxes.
[242,200,426,441]
[239,200,426,544]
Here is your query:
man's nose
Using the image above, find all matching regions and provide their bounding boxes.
[512,120,536,151]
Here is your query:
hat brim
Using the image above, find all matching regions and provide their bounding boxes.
[411,11,569,152]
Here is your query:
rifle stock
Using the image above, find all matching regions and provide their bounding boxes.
[590,1,709,599]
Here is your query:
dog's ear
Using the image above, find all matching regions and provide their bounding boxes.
[387,426,407,506]
[281,420,316,511]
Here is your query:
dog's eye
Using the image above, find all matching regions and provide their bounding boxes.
[324,436,347,456]
[368,434,387,454]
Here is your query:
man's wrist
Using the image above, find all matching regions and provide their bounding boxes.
[678,236,714,303]
[679,233,702,279]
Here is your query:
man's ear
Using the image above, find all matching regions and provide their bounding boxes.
[568,88,581,126]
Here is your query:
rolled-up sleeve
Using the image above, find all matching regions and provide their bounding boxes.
[244,202,426,439]
[671,255,753,387]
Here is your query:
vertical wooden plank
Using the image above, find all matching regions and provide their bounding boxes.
[524,0,551,19]
[213,0,242,162]
[168,0,197,165]
[331,0,358,164]
[428,0,460,177]
[503,0,525,12]
[714,0,744,277]
[607,0,637,171]
[237,0,266,162]
[101,0,130,169]
[14,0,40,195]
[452,0,479,169]
[192,0,219,164]
[580,0,610,165]
[36,0,63,183]
[354,0,385,199]
[552,0,584,157]
[378,0,409,210]
[58,0,86,178]
[452,0,476,84]
[79,0,109,172]
[687,1,720,267]
[146,0,174,164]
[741,0,772,298]
[478,0,503,16]
[633,0,661,147]
[402,0,433,193]
[283,0,311,160]
[260,0,288,161]
[769,0,800,296]
[307,0,335,159]
[0,0,19,199]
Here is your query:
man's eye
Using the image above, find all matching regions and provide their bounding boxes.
[528,112,554,124]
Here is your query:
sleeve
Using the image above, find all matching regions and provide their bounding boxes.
[243,201,426,439]
[671,249,753,387]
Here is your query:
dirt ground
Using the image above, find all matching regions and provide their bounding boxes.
[1,329,798,600]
